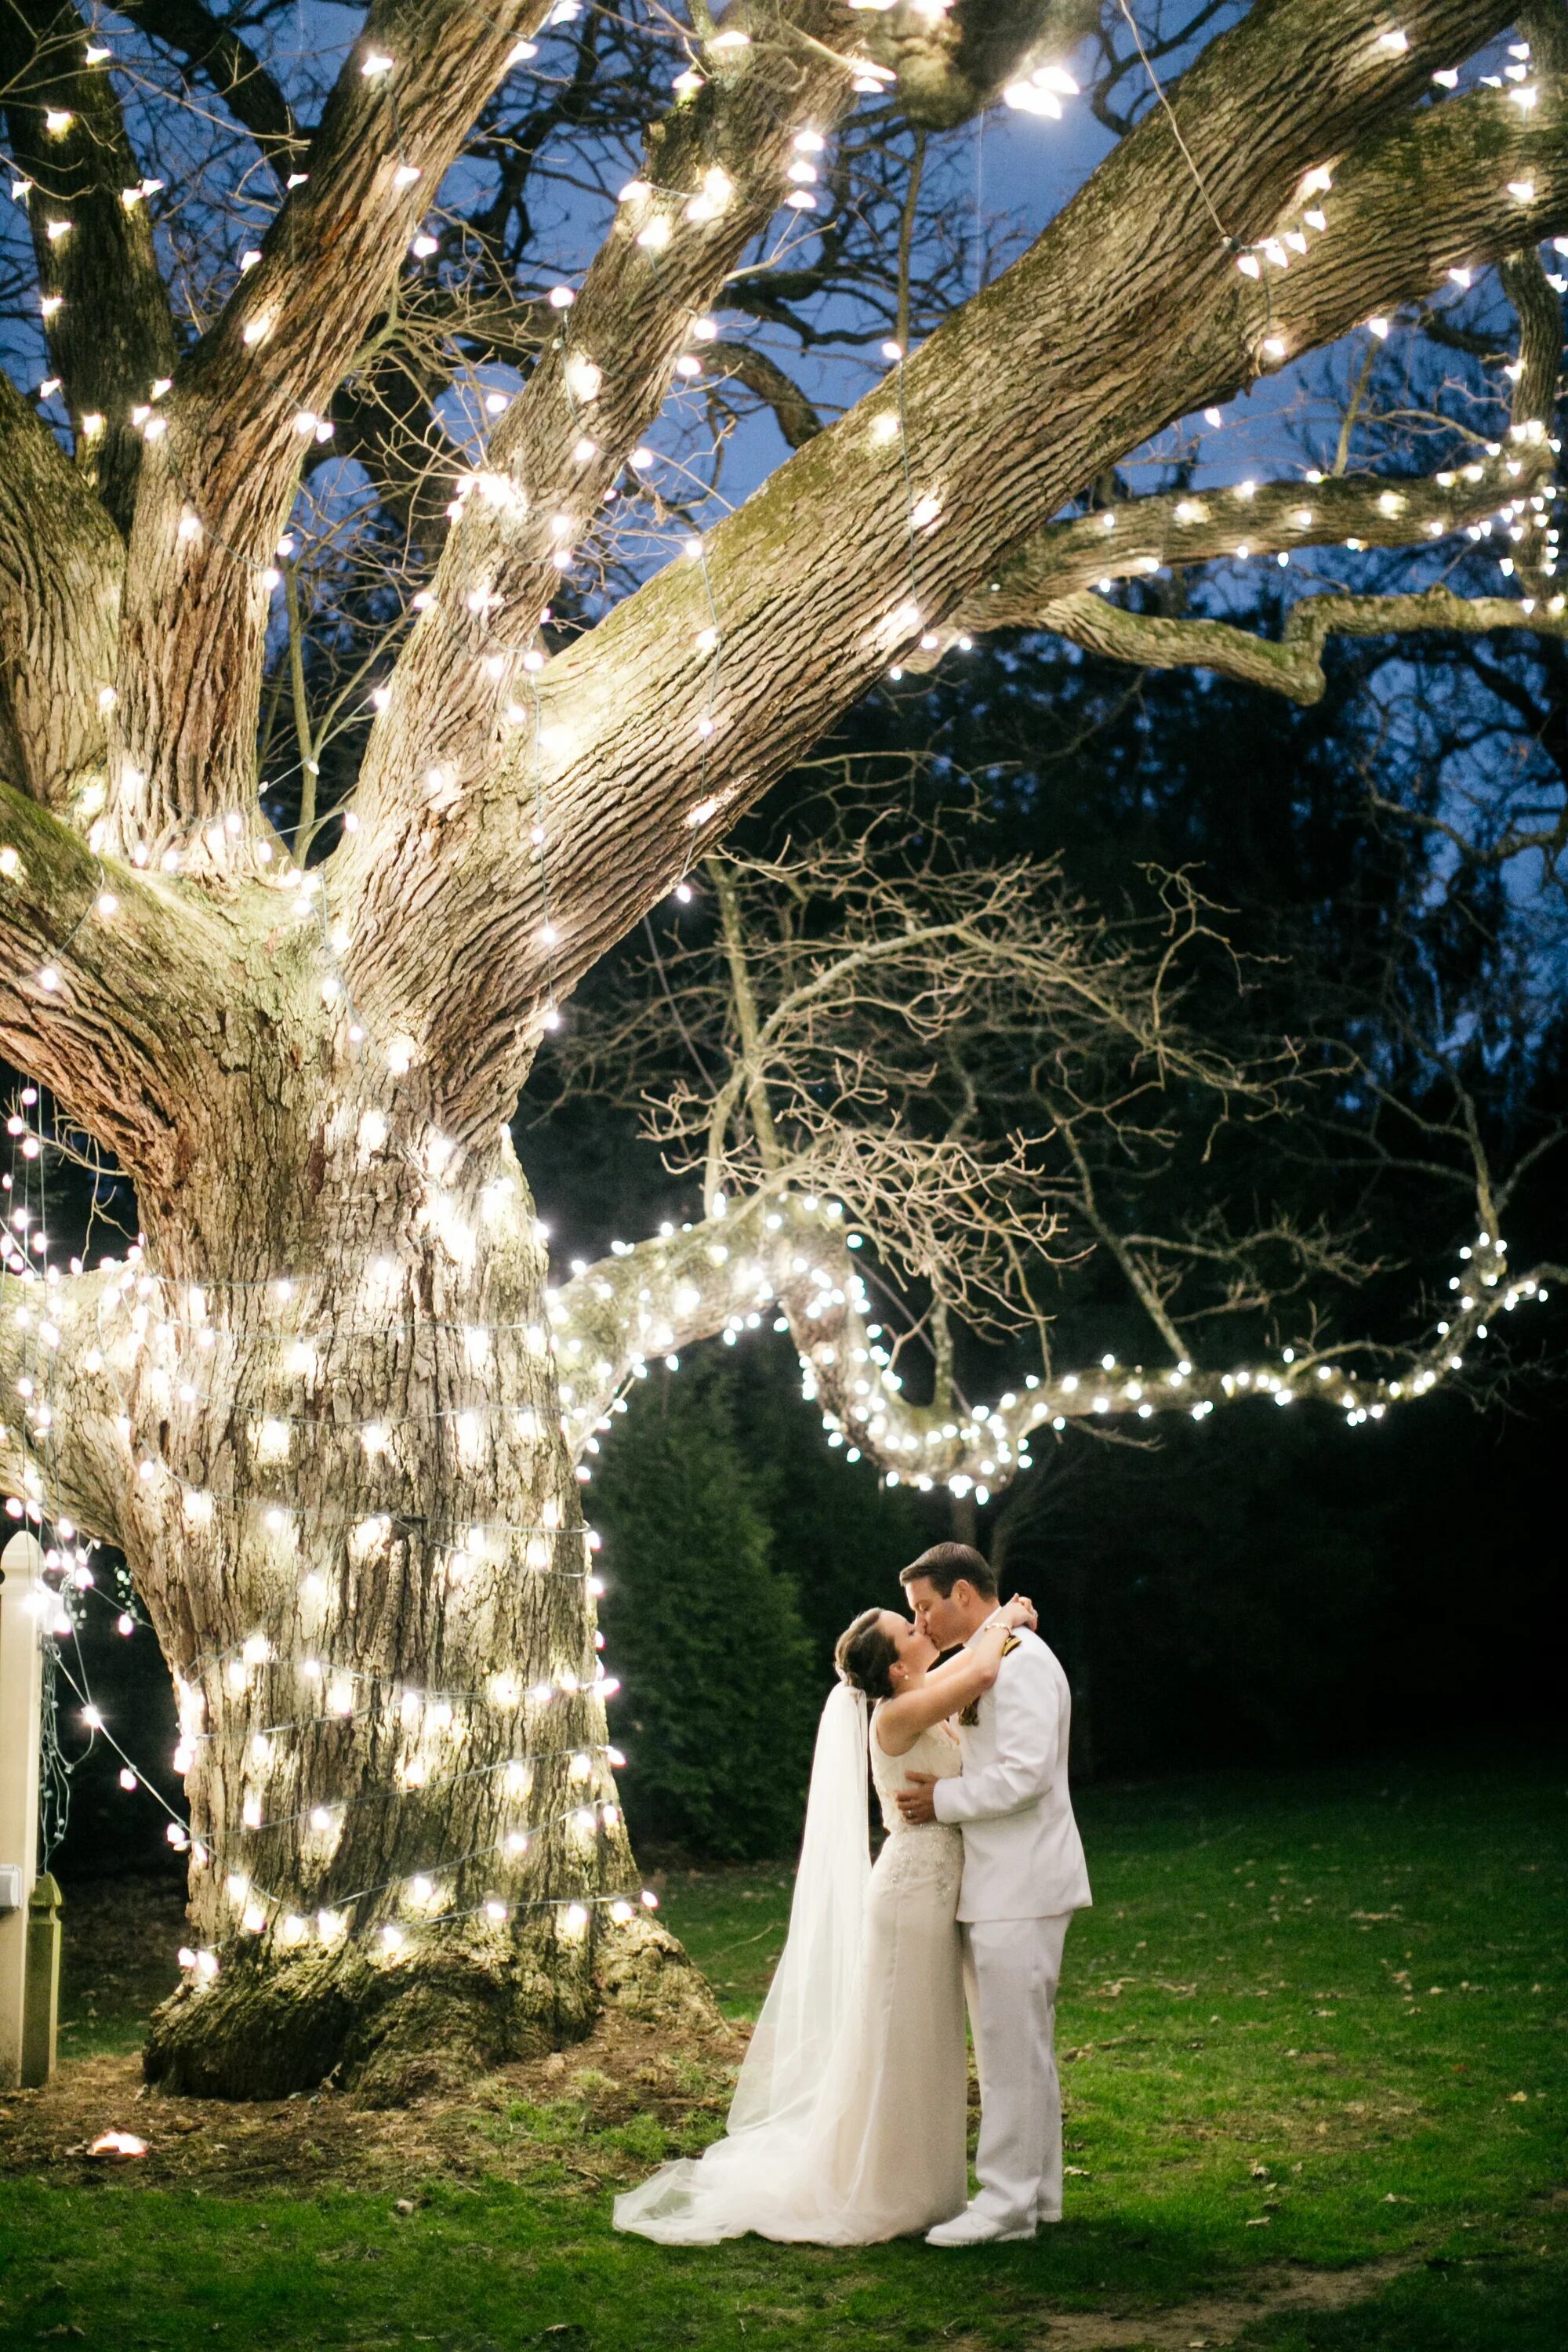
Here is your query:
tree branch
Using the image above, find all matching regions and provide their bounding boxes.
[347,0,869,878]
[112,0,557,838]
[704,340,826,448]
[552,1192,1565,1494]
[0,1,180,534]
[0,782,234,1164]
[327,346,467,568]
[858,0,1101,132]
[0,1262,134,1548]
[923,445,1561,666]
[347,7,1552,1132]
[118,0,303,175]
[0,373,122,815]
[1025,584,1568,702]
[704,853,786,1203]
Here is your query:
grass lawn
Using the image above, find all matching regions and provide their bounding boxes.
[0,1751,1563,2350]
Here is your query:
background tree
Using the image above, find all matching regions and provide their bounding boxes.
[3,0,1568,2102]
[587,1358,816,1860]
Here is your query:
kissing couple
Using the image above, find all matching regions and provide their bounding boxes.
[615,1541,1091,2248]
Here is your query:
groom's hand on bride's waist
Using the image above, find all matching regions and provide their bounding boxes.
[895,1771,939,1825]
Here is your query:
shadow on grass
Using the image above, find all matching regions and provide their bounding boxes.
[1236,2251,1566,2352]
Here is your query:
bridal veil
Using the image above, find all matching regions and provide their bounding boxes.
[612,1680,873,2243]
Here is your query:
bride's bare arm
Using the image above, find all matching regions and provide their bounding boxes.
[874,1598,1035,1757]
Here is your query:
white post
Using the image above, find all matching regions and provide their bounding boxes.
[0,1529,45,2090]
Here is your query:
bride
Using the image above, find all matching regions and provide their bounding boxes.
[613,1589,1037,2245]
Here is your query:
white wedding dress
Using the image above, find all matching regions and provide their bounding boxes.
[613,1692,968,2245]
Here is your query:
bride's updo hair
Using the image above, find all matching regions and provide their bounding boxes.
[835,1607,898,1702]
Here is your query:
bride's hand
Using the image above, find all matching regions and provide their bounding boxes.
[1001,1594,1037,1631]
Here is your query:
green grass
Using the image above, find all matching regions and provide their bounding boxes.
[2,1752,1563,2350]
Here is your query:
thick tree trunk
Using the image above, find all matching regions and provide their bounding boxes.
[90,1037,712,2100]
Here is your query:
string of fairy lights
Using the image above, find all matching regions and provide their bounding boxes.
[0,13,1563,2003]
[49,1639,659,1966]
[0,1083,659,1980]
[2,1064,1555,1984]
[3,19,1555,981]
[2,0,895,942]
[7,1080,1555,1518]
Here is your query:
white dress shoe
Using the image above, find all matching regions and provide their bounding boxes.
[926,2204,1035,2247]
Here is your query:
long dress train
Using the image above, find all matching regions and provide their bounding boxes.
[613,1704,967,2245]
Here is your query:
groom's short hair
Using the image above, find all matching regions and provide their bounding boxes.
[899,1543,998,1601]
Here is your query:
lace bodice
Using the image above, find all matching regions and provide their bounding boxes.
[869,1711,962,1835]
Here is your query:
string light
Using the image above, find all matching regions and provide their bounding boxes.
[2,1087,640,1986]
[49,1636,651,1965]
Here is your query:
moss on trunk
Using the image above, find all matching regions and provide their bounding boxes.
[143,1902,718,2104]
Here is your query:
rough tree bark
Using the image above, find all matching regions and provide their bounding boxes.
[0,0,1565,2099]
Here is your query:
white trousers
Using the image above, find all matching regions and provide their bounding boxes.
[960,1911,1073,2230]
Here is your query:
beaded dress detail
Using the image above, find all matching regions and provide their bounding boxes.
[615,1695,969,2243]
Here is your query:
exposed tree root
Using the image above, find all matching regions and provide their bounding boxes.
[141,1915,719,2103]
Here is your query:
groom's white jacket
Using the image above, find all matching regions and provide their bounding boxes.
[931,1625,1092,1922]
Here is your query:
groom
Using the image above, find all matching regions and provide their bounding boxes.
[896,1542,1091,2247]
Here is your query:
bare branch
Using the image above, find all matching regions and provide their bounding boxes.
[544,806,1315,1353]
[703,341,826,448]
[118,0,303,174]
[1028,583,1568,703]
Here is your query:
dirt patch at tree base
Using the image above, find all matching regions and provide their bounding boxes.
[0,1999,745,2194]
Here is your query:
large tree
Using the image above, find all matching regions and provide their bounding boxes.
[2,0,1566,2099]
